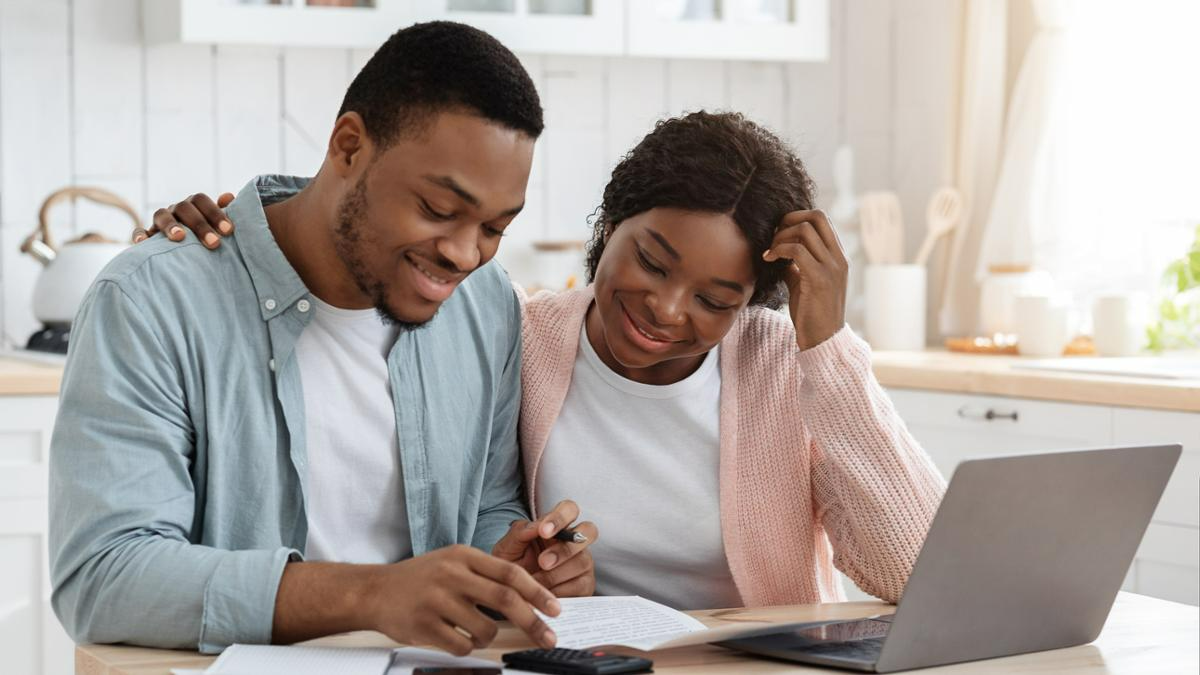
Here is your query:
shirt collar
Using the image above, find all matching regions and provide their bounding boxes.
[226,175,314,322]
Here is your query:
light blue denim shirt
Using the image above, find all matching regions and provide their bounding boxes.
[48,175,527,653]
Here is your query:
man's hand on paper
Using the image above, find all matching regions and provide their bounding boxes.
[492,499,598,598]
[360,545,562,656]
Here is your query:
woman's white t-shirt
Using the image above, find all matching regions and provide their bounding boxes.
[535,323,741,610]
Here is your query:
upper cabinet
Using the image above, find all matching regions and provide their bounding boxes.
[627,0,828,61]
[413,1,625,56]
[143,1,417,50]
[143,0,829,61]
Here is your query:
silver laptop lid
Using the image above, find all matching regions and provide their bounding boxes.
[875,444,1181,673]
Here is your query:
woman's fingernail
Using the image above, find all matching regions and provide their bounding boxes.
[541,523,555,538]
[170,227,183,239]
[547,598,561,615]
[542,629,557,647]
[204,233,219,247]
[219,220,233,234]
[133,234,145,243]
[541,553,557,569]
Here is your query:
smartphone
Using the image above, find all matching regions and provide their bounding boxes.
[410,662,499,667]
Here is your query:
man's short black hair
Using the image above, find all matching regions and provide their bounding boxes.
[338,21,543,147]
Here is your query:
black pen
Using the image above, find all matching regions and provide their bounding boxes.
[553,528,588,544]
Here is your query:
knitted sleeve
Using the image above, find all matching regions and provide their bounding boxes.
[796,324,947,603]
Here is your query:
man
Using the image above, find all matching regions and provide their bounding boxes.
[49,22,595,656]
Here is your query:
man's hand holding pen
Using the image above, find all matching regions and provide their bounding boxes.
[493,500,598,598]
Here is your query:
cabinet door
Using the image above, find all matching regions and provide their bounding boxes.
[144,0,417,48]
[626,0,829,61]
[0,396,72,675]
[414,0,625,55]
[886,389,1114,480]
[1112,408,1200,605]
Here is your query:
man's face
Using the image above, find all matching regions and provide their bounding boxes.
[333,111,534,327]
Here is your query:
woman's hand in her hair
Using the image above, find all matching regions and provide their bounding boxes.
[132,192,236,248]
[763,209,849,351]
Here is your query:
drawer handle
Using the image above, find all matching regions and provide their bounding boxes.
[957,406,1019,422]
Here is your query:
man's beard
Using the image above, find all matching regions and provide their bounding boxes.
[332,176,432,332]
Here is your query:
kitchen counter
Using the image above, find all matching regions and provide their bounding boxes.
[3,352,1199,412]
[0,355,64,395]
[872,350,1200,413]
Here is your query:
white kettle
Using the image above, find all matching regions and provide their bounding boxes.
[20,187,139,326]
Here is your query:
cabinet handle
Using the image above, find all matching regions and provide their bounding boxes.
[957,406,1019,422]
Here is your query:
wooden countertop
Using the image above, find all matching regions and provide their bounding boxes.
[74,593,1198,675]
[871,350,1200,413]
[0,355,63,395]
[4,350,1200,412]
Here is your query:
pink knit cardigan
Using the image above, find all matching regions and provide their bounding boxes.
[517,286,946,606]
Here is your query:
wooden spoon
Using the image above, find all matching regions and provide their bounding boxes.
[914,187,963,266]
[859,191,904,264]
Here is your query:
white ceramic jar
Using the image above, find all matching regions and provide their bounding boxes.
[978,265,1056,336]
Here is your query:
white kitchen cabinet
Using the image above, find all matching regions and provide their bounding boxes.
[414,0,625,56]
[626,0,829,61]
[144,0,830,61]
[866,388,1200,607]
[836,389,1115,603]
[886,388,1114,479]
[143,0,417,49]
[1111,407,1200,605]
[0,395,71,675]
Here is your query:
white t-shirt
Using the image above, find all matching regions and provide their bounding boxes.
[295,296,412,564]
[536,323,742,610]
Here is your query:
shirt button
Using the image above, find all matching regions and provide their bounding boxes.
[264,298,277,311]
[268,358,276,372]
[297,299,311,313]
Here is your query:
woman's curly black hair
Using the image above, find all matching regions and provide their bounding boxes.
[585,111,815,309]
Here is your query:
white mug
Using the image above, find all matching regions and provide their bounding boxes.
[1014,295,1071,357]
[1093,293,1148,357]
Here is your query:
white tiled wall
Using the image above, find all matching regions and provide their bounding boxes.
[0,0,959,348]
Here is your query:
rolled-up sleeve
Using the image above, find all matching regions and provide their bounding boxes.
[48,280,296,653]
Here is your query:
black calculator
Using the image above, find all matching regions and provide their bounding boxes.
[501,647,653,674]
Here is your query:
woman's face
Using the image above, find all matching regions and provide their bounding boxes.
[587,208,758,385]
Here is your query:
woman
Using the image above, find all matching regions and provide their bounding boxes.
[145,111,944,610]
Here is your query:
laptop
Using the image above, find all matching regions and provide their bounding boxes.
[718,444,1181,673]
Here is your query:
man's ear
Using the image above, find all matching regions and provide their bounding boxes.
[327,112,370,177]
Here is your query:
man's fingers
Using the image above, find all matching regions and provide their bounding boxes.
[463,553,559,648]
[466,577,557,649]
[192,193,234,236]
[427,620,476,657]
[440,600,498,648]
[131,227,150,244]
[536,500,581,539]
[468,552,560,615]
[537,520,597,571]
[216,191,236,209]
